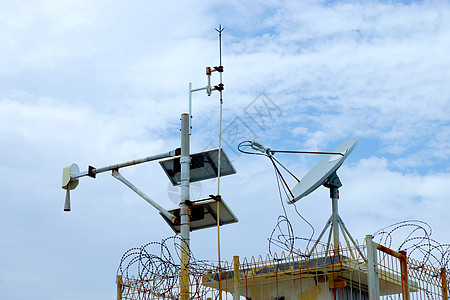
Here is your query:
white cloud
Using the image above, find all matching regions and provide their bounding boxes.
[342,156,450,223]
[0,1,103,74]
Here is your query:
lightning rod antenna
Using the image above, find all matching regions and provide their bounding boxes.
[215,23,225,300]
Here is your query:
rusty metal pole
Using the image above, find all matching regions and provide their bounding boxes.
[117,275,123,300]
[441,268,448,300]
[233,256,240,299]
[180,113,191,300]
[399,250,409,300]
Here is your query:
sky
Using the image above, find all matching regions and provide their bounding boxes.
[1,0,450,299]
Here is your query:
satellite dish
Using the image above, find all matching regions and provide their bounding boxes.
[288,137,358,204]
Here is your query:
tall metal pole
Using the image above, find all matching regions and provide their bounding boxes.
[180,113,190,300]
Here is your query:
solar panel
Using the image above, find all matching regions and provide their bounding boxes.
[160,198,238,233]
[159,148,236,186]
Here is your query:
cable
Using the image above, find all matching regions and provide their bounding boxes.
[237,140,269,156]
[238,139,317,257]
[267,160,317,257]
[292,202,315,251]
[244,145,316,257]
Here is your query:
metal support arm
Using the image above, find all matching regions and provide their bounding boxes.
[70,149,179,180]
[112,170,176,223]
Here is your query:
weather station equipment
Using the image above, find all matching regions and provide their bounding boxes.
[61,25,238,300]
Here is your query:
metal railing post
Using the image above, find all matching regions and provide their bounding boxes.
[117,275,123,300]
[399,250,409,300]
[441,268,448,300]
[366,234,380,300]
[233,256,240,299]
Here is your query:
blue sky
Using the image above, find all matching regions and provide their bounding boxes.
[1,1,450,299]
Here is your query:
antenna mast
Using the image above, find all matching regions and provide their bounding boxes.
[215,24,225,300]
[187,25,226,298]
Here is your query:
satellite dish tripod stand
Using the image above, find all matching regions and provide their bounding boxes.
[308,172,365,259]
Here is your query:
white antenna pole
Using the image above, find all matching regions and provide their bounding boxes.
[189,82,192,135]
[180,113,190,300]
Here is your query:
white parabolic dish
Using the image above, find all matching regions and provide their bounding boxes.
[288,137,358,204]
